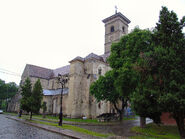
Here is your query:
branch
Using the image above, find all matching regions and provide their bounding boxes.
[113,102,121,113]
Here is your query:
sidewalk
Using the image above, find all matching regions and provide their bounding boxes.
[6,115,104,139]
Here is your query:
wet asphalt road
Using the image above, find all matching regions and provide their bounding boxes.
[0,114,70,139]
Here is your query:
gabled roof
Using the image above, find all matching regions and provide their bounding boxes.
[26,64,53,79]
[53,65,70,77]
[69,56,84,63]
[24,64,70,79]
[102,12,131,24]
[85,53,104,62]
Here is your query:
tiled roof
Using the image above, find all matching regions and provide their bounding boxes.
[102,12,131,24]
[53,65,70,77]
[69,56,84,63]
[43,88,68,96]
[85,53,104,61]
[27,64,53,79]
[25,64,70,79]
[25,52,110,80]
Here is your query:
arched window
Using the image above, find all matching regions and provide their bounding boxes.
[110,26,114,32]
[122,26,125,32]
[98,68,102,75]
[98,103,101,109]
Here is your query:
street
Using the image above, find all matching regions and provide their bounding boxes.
[0,114,70,139]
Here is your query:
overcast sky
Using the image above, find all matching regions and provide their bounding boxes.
[0,0,185,85]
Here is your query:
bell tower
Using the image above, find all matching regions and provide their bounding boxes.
[102,12,131,54]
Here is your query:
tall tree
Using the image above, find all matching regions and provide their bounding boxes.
[151,6,185,138]
[30,79,43,119]
[20,78,32,114]
[0,79,18,110]
[90,70,128,121]
[20,78,43,120]
[0,79,6,109]
[109,28,162,124]
[90,28,153,121]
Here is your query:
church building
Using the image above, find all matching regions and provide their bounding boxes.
[8,11,131,118]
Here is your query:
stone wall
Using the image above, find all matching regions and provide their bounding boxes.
[66,57,113,119]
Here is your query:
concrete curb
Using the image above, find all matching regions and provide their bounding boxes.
[6,116,100,139]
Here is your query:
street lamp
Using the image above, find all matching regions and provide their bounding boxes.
[58,74,69,126]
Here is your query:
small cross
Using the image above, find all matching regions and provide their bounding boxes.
[115,6,118,14]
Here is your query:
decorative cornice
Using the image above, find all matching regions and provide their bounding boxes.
[102,12,131,24]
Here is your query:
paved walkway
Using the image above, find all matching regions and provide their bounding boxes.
[5,114,152,139]
[6,116,103,139]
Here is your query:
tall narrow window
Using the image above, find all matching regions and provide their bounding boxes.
[98,68,102,75]
[122,26,125,33]
[110,26,114,32]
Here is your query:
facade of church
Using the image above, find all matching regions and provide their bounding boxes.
[8,12,130,118]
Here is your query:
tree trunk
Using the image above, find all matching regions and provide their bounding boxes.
[174,114,185,139]
[30,112,32,120]
[140,117,146,128]
[43,112,46,118]
[113,102,123,122]
[119,111,123,122]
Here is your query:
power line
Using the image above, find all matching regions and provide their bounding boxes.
[0,70,21,77]
[0,68,20,75]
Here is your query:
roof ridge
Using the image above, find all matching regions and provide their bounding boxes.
[26,64,52,71]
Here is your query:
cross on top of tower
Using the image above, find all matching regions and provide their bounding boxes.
[115,6,118,14]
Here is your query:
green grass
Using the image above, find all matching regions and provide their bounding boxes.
[29,119,111,138]
[130,123,180,139]
[33,115,102,124]
[4,112,18,116]
[123,116,137,121]
[34,115,137,123]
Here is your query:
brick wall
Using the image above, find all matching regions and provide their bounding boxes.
[160,112,176,125]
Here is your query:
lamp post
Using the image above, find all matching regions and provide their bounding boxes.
[58,74,69,126]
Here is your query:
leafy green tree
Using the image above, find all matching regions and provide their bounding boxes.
[6,82,18,99]
[20,78,32,114]
[150,6,185,138]
[90,70,125,120]
[21,78,43,120]
[109,28,162,124]
[30,79,43,119]
[131,59,162,125]
[91,29,154,121]
[0,79,18,110]
[0,79,6,109]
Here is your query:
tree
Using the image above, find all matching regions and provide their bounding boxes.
[90,29,154,121]
[109,28,162,124]
[20,78,32,115]
[30,79,43,120]
[0,79,18,111]
[90,70,126,121]
[150,6,185,138]
[0,79,6,109]
[21,78,43,120]
[6,82,18,99]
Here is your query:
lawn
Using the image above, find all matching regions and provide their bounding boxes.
[5,113,112,138]
[33,114,100,123]
[27,119,112,138]
[131,123,180,139]
[5,112,137,124]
